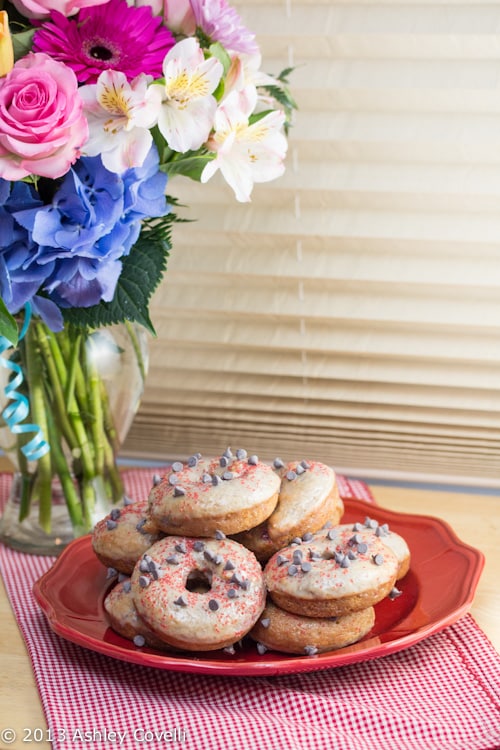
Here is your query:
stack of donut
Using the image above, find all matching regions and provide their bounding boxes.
[92,448,410,657]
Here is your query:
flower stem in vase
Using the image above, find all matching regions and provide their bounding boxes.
[37,323,96,483]
[125,320,147,383]
[23,324,53,531]
[97,387,124,505]
[33,322,79,451]
[14,429,35,520]
[42,400,84,532]
[87,340,106,477]
[60,326,125,507]
[83,331,124,504]
[18,464,35,522]
[64,338,80,408]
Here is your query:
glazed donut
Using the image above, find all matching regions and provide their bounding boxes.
[130,534,266,651]
[148,450,280,537]
[342,517,411,580]
[264,525,399,618]
[269,460,343,544]
[232,521,292,563]
[104,578,174,650]
[92,497,164,575]
[233,459,344,562]
[250,600,375,655]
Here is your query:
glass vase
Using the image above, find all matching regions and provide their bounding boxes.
[0,319,148,555]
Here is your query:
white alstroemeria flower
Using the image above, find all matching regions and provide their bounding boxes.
[224,52,280,100]
[152,37,223,153]
[80,70,162,173]
[201,85,287,202]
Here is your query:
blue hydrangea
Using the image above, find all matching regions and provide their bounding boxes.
[0,180,48,312]
[14,146,169,310]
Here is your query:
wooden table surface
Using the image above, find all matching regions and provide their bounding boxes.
[0,480,498,749]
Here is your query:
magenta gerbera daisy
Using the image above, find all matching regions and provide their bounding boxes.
[32,0,176,84]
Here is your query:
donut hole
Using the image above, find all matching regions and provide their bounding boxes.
[185,569,213,594]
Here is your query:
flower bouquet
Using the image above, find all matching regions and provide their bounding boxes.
[0,0,295,551]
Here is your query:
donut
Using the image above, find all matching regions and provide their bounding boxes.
[104,578,174,650]
[231,521,291,563]
[343,517,411,580]
[92,497,164,575]
[263,525,399,618]
[269,460,343,543]
[147,450,280,537]
[130,534,267,651]
[233,459,344,561]
[250,600,375,655]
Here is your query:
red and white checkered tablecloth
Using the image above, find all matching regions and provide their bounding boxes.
[1,469,499,750]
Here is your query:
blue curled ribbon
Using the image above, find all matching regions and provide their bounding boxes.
[0,303,49,461]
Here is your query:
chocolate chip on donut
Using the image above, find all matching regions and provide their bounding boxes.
[147,452,281,537]
[93,449,412,658]
[250,600,375,655]
[103,579,175,651]
[92,498,164,575]
[263,526,399,618]
[130,535,266,651]
[351,518,411,580]
[232,460,344,562]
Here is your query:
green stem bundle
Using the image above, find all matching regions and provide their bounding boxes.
[7,319,132,535]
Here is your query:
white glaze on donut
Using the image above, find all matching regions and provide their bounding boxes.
[131,535,266,651]
[264,526,398,611]
[104,579,173,650]
[148,455,280,536]
[268,460,341,542]
[231,460,343,561]
[339,519,411,580]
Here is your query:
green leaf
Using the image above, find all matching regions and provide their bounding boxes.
[209,42,232,75]
[207,44,230,100]
[12,29,35,61]
[276,66,296,83]
[195,26,212,50]
[0,299,19,346]
[149,124,173,167]
[259,76,298,135]
[160,150,216,182]
[212,77,225,103]
[262,82,298,113]
[62,217,173,333]
[249,109,275,126]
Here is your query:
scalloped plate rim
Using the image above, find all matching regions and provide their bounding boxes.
[32,498,485,676]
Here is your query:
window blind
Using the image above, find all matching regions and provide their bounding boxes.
[123,0,500,485]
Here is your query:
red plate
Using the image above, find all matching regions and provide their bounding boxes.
[33,499,484,676]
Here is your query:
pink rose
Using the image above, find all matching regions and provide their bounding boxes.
[9,0,109,20]
[0,53,88,180]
